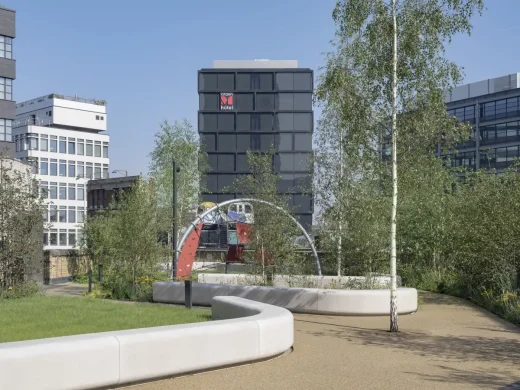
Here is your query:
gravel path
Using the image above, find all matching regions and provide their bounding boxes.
[122,292,520,390]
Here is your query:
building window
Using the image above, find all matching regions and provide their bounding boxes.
[59,160,66,177]
[68,161,76,178]
[68,207,76,223]
[0,36,12,59]
[94,164,102,179]
[49,183,57,199]
[50,159,58,176]
[50,136,58,153]
[77,139,85,155]
[40,181,49,199]
[59,230,67,246]
[86,141,93,156]
[0,119,12,142]
[77,162,85,178]
[59,207,67,223]
[59,183,67,200]
[94,141,102,157]
[0,77,13,100]
[59,137,66,153]
[68,140,75,154]
[40,135,49,151]
[103,164,109,179]
[77,207,85,223]
[86,163,93,179]
[103,142,109,158]
[50,206,57,222]
[77,185,85,201]
[40,159,49,175]
[69,231,76,247]
[49,230,57,246]
[68,184,75,200]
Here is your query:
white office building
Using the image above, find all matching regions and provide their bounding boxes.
[13,94,110,250]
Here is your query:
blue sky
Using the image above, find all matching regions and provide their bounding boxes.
[5,0,520,175]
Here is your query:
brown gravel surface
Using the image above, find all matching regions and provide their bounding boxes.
[122,292,520,390]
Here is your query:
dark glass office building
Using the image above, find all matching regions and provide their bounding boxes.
[198,60,313,229]
[443,73,520,171]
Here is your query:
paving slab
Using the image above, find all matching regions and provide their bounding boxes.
[121,292,520,390]
[43,282,88,296]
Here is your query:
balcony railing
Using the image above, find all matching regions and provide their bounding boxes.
[13,118,52,128]
[16,94,106,109]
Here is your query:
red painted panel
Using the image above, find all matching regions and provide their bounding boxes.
[226,245,245,262]
[176,222,203,278]
[236,222,252,245]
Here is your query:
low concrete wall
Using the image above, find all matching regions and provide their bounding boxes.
[197,273,402,288]
[0,297,293,390]
[153,282,418,316]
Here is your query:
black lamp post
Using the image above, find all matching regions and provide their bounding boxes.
[172,161,180,278]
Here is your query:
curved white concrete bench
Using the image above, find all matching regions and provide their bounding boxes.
[153,282,418,316]
[0,297,293,390]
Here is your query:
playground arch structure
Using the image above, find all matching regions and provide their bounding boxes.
[177,198,322,276]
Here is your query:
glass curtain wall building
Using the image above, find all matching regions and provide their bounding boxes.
[198,60,313,229]
[443,73,520,171]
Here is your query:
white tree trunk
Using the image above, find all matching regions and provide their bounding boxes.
[338,130,344,277]
[390,0,399,333]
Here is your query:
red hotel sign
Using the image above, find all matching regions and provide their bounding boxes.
[220,93,234,110]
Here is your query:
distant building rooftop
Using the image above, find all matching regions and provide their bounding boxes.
[212,59,299,69]
[446,73,520,103]
[16,93,107,109]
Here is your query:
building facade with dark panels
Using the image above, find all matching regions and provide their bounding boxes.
[87,175,140,216]
[198,60,314,229]
[443,73,520,171]
[0,6,15,157]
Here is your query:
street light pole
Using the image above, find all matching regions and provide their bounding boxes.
[172,160,179,279]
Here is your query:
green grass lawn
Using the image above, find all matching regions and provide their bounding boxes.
[0,296,211,343]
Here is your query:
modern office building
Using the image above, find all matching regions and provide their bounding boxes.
[444,73,520,171]
[13,94,110,250]
[0,6,15,157]
[198,60,314,229]
[87,175,140,216]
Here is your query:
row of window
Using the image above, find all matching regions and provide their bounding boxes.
[199,112,312,132]
[201,133,312,153]
[15,134,109,157]
[43,229,81,247]
[447,105,475,123]
[444,145,520,169]
[207,153,312,173]
[204,173,312,193]
[480,97,520,120]
[199,93,312,111]
[0,77,13,101]
[199,72,313,92]
[480,120,520,143]
[31,158,109,179]
[40,182,85,201]
[202,193,313,215]
[0,118,12,142]
[0,36,13,60]
[45,205,85,224]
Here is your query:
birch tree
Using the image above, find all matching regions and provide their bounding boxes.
[319,0,483,331]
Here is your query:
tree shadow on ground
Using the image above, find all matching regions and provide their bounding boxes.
[297,319,520,365]
[420,291,472,306]
[404,366,520,389]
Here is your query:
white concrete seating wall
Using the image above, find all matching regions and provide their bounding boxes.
[0,297,293,390]
[197,273,402,288]
[153,282,418,316]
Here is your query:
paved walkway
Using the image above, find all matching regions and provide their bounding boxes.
[43,282,88,296]
[124,293,520,390]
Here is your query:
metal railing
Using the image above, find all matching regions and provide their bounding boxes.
[16,93,106,108]
[12,117,52,128]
